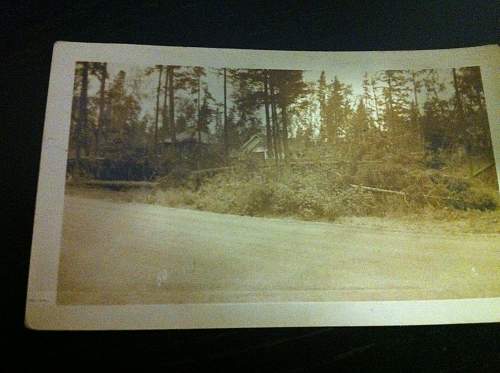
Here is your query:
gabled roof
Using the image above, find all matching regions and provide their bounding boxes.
[164,129,210,144]
[240,133,266,154]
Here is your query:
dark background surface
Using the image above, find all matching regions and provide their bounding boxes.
[3,1,499,371]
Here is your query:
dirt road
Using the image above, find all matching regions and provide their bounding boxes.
[57,195,500,304]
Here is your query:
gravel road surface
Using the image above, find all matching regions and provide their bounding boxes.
[58,196,500,304]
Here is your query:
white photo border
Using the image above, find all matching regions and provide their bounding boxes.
[25,42,500,330]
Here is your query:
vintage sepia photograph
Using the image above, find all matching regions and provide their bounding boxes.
[25,43,500,329]
[58,59,499,305]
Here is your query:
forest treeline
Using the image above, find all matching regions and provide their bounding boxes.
[69,62,499,218]
[69,62,494,178]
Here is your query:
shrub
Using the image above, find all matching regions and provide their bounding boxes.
[400,169,499,211]
[448,186,498,211]
[131,188,197,208]
[157,165,192,188]
[170,158,498,220]
[191,165,386,220]
[238,181,275,216]
[322,187,379,220]
[353,163,411,191]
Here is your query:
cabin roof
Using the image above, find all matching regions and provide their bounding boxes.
[164,129,210,144]
[240,133,266,154]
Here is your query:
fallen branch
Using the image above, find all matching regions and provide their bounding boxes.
[349,184,406,195]
[350,183,467,203]
[78,180,158,188]
[289,160,384,166]
[190,166,234,176]
[472,162,495,178]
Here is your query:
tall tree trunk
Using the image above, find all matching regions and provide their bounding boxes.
[75,62,89,177]
[270,82,281,160]
[196,77,202,170]
[452,68,473,174]
[168,66,176,156]
[162,66,169,135]
[386,72,394,133]
[411,71,424,150]
[105,92,112,143]
[411,72,419,110]
[263,70,273,159]
[197,76,201,143]
[428,71,445,118]
[280,103,289,159]
[370,78,380,126]
[223,68,228,163]
[431,87,445,118]
[215,106,221,137]
[154,65,163,167]
[452,68,466,137]
[95,63,107,158]
[472,80,484,112]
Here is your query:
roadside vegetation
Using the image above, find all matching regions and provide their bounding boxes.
[67,153,499,233]
[67,61,499,233]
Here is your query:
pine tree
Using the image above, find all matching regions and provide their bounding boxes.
[74,61,89,177]
[190,67,206,143]
[379,70,412,137]
[270,69,308,159]
[223,68,228,162]
[231,69,263,146]
[454,67,493,159]
[161,66,169,138]
[168,66,178,150]
[199,85,216,135]
[153,65,163,166]
[263,70,274,159]
[288,83,317,154]
[317,71,328,142]
[421,69,450,151]
[106,70,141,162]
[408,70,424,150]
[324,76,352,149]
[348,99,372,172]
[89,62,108,157]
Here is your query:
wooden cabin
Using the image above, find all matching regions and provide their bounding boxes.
[163,129,211,158]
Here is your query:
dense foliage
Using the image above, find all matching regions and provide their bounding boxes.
[68,61,498,220]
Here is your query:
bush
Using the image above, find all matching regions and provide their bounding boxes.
[449,186,498,211]
[400,169,499,211]
[239,181,275,216]
[131,188,197,208]
[192,165,383,221]
[157,165,192,188]
[353,163,411,190]
[160,158,498,220]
